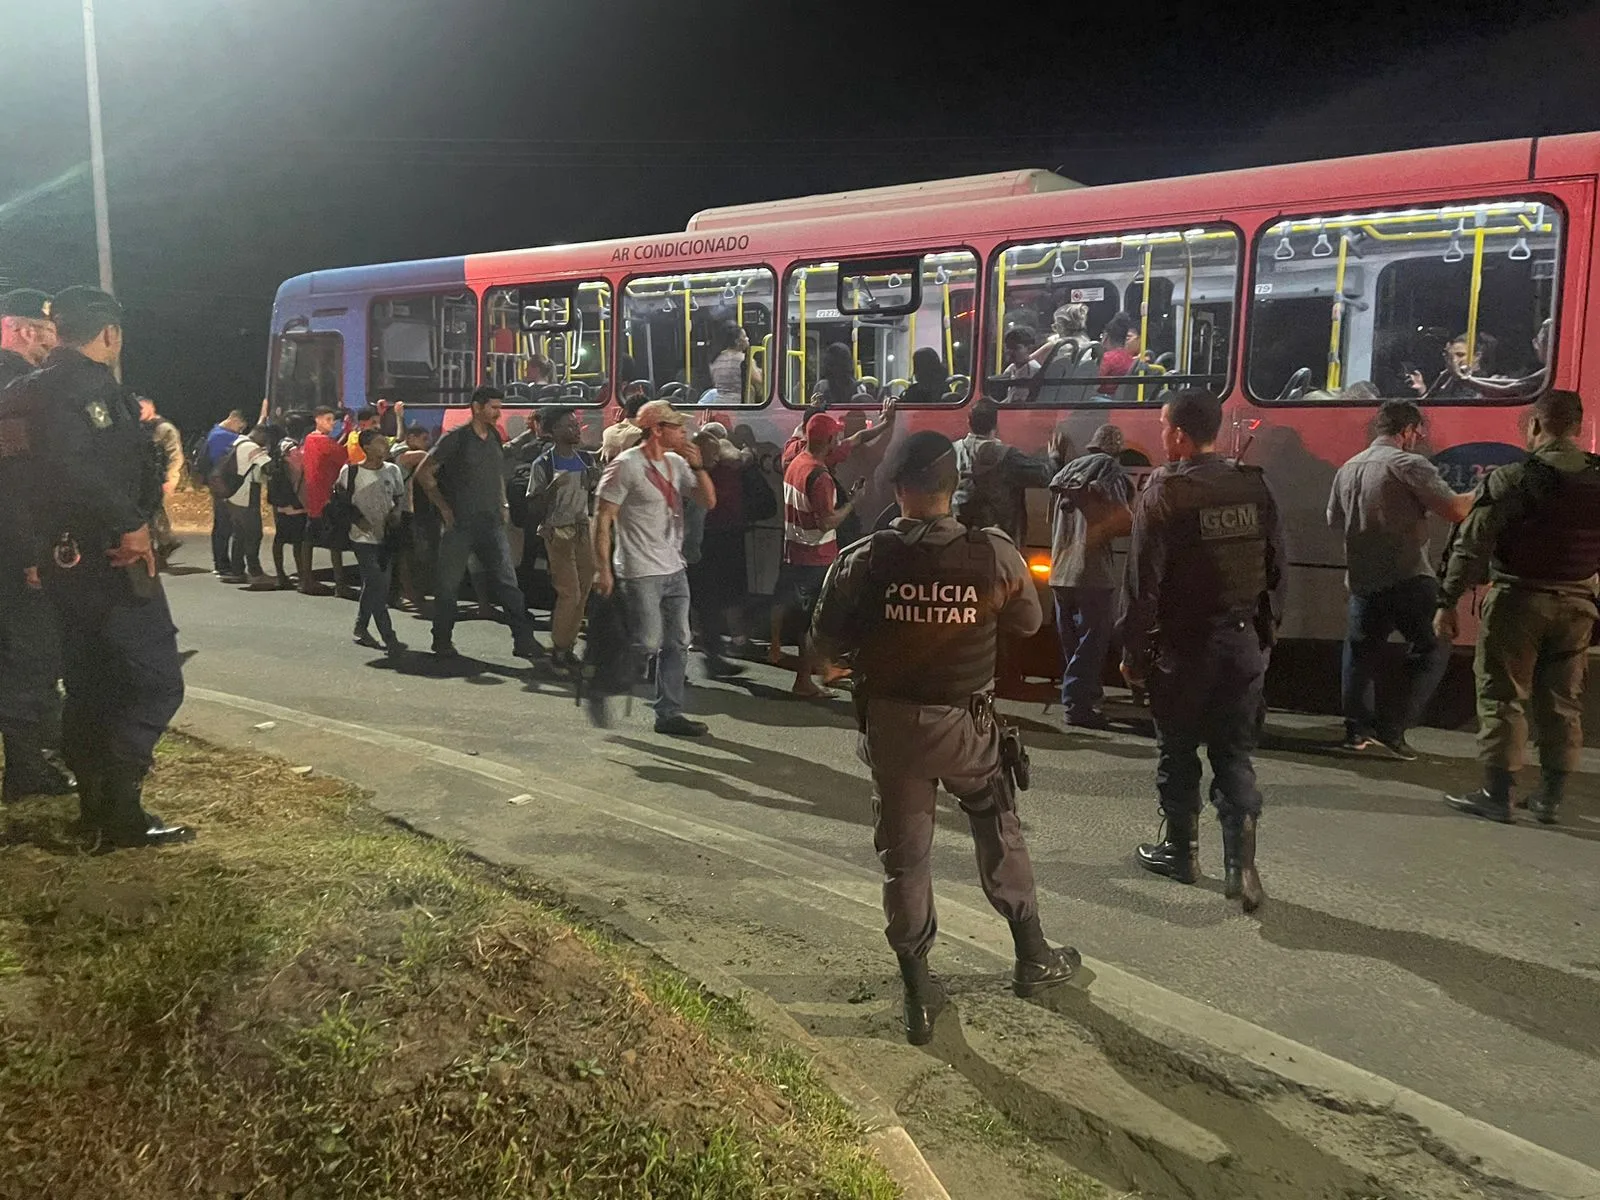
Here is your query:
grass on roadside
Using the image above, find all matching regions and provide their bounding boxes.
[0,734,898,1199]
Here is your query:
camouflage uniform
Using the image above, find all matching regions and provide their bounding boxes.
[1439,438,1599,804]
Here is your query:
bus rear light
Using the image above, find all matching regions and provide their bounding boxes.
[1028,554,1051,579]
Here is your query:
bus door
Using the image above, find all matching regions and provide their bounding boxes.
[268,306,352,415]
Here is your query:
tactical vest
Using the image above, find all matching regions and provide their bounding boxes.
[1157,463,1270,634]
[1496,453,1600,582]
[857,524,999,705]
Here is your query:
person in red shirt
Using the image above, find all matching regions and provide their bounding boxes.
[775,413,864,697]
[299,406,354,596]
[1097,312,1141,381]
[780,394,897,471]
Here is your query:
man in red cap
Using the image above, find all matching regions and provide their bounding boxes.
[775,411,865,696]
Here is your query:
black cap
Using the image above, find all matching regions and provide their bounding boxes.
[48,286,122,342]
[0,289,52,321]
[886,429,956,485]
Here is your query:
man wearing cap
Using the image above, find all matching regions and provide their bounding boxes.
[592,399,716,735]
[0,288,75,806]
[0,286,191,847]
[810,429,1081,1046]
[776,411,864,697]
[1121,390,1285,912]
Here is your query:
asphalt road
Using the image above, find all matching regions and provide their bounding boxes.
[160,547,1600,1172]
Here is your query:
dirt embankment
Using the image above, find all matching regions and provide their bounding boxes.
[0,736,897,1199]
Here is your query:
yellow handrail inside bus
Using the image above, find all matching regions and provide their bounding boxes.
[942,277,954,376]
[798,271,808,400]
[994,253,1008,374]
[1466,224,1487,367]
[1327,234,1349,392]
[736,286,747,404]
[1137,246,1153,403]
[1179,236,1194,375]
[598,299,608,390]
[682,277,692,392]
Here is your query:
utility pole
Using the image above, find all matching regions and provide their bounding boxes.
[82,0,113,294]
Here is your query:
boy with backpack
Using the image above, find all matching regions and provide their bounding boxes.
[950,401,1054,546]
[519,406,599,671]
[195,408,247,576]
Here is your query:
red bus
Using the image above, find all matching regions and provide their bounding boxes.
[267,132,1598,705]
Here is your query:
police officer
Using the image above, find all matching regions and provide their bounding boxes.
[810,430,1079,1046]
[1121,390,1285,913]
[0,289,73,805]
[0,287,191,847]
[1437,388,1598,825]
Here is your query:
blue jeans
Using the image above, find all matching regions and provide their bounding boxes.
[1052,585,1114,718]
[619,570,691,721]
[1341,575,1451,742]
[351,543,395,641]
[431,513,534,647]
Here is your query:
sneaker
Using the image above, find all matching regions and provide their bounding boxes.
[654,715,709,738]
[1444,788,1513,824]
[1375,735,1419,762]
[432,640,459,658]
[382,637,408,655]
[353,628,382,649]
[1338,732,1378,753]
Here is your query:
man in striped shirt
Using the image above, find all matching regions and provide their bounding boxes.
[776,413,864,697]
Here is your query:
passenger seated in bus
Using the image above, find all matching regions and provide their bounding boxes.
[1449,318,1553,400]
[1408,332,1496,400]
[899,348,950,405]
[1340,380,1381,402]
[522,354,555,386]
[1032,303,1094,375]
[810,342,858,407]
[1096,312,1141,379]
[999,328,1041,403]
[707,320,764,406]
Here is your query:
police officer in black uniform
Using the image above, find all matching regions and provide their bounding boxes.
[1121,390,1285,912]
[810,430,1079,1046]
[0,289,74,805]
[0,287,192,847]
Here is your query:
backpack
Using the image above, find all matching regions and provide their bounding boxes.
[208,437,246,498]
[188,431,214,487]
[507,457,537,528]
[1052,453,1118,525]
[322,464,359,545]
[951,440,1010,532]
[804,464,860,546]
[516,448,597,531]
[263,440,300,510]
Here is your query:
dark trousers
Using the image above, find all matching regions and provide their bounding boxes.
[47,558,184,832]
[351,543,396,641]
[228,497,264,578]
[1151,624,1265,826]
[1341,575,1451,742]
[431,512,533,646]
[210,494,233,573]
[1052,585,1114,718]
[0,580,63,740]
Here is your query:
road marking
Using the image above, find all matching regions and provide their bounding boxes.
[184,686,1600,1199]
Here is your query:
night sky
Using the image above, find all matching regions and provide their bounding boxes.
[3,0,1599,436]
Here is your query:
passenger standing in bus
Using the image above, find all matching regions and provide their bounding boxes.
[1123,390,1285,913]
[1437,389,1599,826]
[1049,424,1134,730]
[413,386,541,662]
[707,321,763,406]
[1327,401,1473,760]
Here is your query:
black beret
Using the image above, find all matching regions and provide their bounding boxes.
[885,429,956,485]
[0,289,52,321]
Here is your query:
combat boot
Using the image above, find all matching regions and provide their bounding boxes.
[1445,766,1514,824]
[1009,915,1082,997]
[1136,809,1199,884]
[896,954,947,1047]
[1221,814,1266,913]
[2,731,76,804]
[1528,769,1567,826]
[96,761,195,849]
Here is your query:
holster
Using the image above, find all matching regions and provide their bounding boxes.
[1000,722,1031,793]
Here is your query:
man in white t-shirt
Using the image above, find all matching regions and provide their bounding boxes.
[224,425,274,589]
[592,401,716,735]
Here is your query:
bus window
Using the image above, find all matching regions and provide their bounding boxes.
[621,268,775,406]
[368,290,477,402]
[483,280,613,405]
[269,333,342,412]
[985,227,1238,406]
[1248,198,1562,404]
[783,250,977,407]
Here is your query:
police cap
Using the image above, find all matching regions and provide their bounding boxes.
[48,286,123,344]
[886,429,956,487]
[0,289,52,321]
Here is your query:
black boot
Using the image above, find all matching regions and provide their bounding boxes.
[897,954,947,1047]
[1009,915,1082,998]
[1445,766,1513,824]
[1221,814,1266,913]
[1528,769,1566,826]
[2,731,76,805]
[96,761,195,849]
[1136,809,1199,884]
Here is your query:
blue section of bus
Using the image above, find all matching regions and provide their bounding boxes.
[270,257,470,413]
